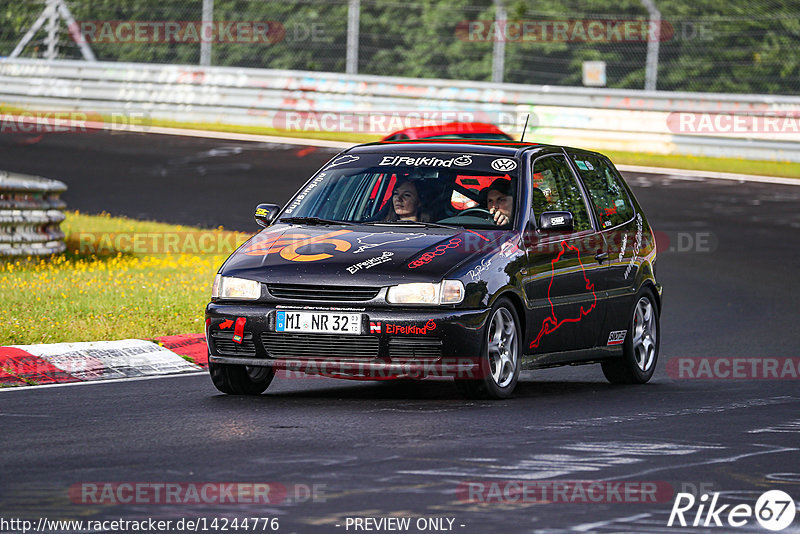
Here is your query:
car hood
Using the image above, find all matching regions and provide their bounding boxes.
[220,224,513,285]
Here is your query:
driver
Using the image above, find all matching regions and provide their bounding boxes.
[484,177,514,226]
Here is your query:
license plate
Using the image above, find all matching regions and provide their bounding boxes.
[276,311,362,335]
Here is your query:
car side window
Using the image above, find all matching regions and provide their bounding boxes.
[569,153,635,229]
[531,155,592,232]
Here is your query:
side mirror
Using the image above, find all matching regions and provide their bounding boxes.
[254,203,281,227]
[538,211,573,232]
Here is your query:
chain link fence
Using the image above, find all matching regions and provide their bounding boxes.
[1,0,799,95]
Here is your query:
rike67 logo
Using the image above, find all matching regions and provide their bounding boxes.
[668,490,796,531]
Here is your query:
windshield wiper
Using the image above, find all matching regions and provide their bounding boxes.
[363,220,462,231]
[279,217,355,226]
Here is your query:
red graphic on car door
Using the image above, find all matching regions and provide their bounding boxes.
[529,241,597,349]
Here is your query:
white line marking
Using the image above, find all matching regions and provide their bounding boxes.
[571,513,652,532]
[399,441,723,480]
[533,396,797,430]
[0,371,207,392]
[106,123,353,149]
[749,419,800,433]
[597,444,798,482]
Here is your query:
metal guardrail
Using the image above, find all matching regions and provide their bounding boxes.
[1,58,799,161]
[0,171,67,257]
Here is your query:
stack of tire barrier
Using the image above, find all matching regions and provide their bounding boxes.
[0,170,67,256]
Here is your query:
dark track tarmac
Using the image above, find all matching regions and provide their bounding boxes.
[1,131,799,533]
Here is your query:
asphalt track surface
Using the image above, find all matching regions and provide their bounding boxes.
[2,131,800,533]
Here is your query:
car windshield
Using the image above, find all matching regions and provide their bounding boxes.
[280,152,520,229]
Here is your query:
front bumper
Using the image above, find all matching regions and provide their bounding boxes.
[205,303,491,379]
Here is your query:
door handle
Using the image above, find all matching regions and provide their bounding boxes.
[595,252,609,264]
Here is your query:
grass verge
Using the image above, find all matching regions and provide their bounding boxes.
[601,150,800,179]
[0,212,251,346]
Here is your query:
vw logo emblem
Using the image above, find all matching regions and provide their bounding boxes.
[491,158,517,171]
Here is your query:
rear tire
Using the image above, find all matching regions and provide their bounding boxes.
[602,287,659,384]
[209,360,275,395]
[455,298,521,399]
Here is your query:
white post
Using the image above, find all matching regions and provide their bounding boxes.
[640,0,661,91]
[346,0,360,75]
[56,0,97,61]
[45,0,60,60]
[492,0,506,83]
[11,0,96,61]
[200,0,214,66]
[9,8,51,58]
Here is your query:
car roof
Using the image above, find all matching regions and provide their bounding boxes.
[348,139,588,158]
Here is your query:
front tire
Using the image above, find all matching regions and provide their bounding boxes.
[602,288,660,384]
[209,361,275,395]
[455,298,521,399]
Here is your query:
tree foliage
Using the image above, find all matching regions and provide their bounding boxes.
[1,0,799,95]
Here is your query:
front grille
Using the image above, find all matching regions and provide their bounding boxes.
[388,338,443,360]
[261,332,379,359]
[267,284,380,302]
[211,331,256,357]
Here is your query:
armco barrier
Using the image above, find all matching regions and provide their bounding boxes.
[0,170,67,256]
[1,58,800,161]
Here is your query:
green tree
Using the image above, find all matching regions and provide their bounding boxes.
[1,0,799,95]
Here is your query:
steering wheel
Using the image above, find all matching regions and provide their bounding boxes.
[459,207,494,219]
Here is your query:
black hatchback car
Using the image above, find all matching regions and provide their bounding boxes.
[206,140,661,399]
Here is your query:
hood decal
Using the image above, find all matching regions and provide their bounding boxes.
[243,229,354,262]
[408,237,463,269]
[224,226,515,284]
[347,251,394,274]
[353,232,428,254]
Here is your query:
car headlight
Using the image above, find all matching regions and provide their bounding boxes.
[386,280,464,305]
[211,274,261,300]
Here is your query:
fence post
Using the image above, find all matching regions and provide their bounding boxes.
[45,0,59,60]
[200,0,214,66]
[640,0,661,91]
[492,0,506,83]
[346,0,360,74]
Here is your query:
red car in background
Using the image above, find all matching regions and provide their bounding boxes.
[381,122,514,141]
